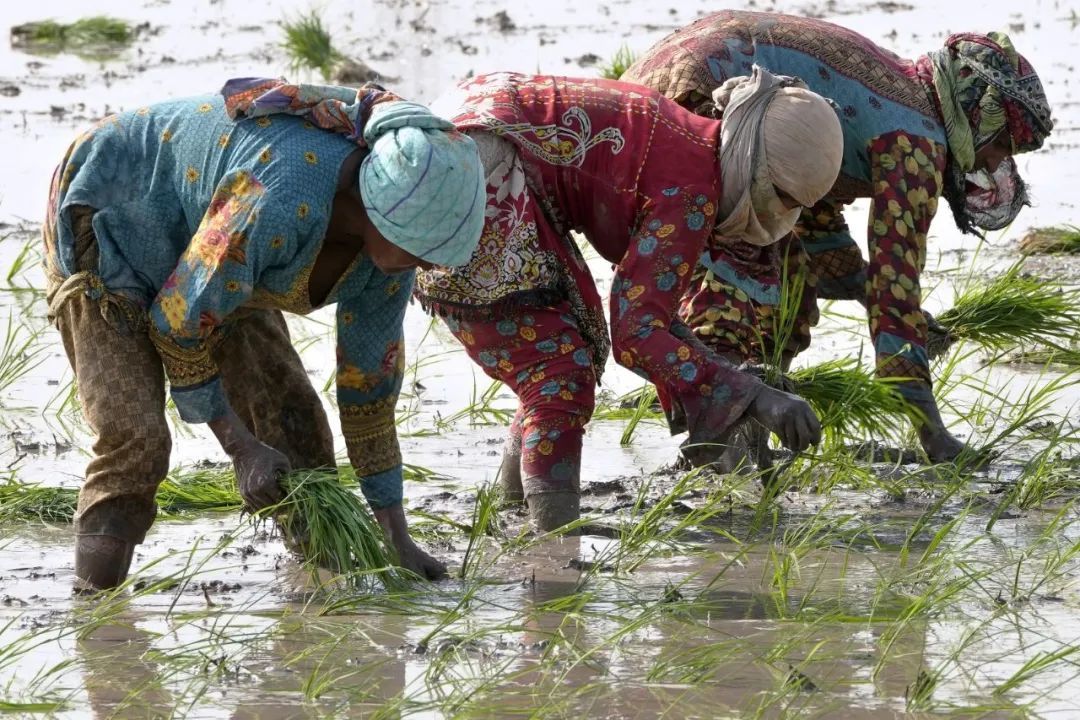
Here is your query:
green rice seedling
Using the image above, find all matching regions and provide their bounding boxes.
[789,357,917,443]
[0,470,240,525]
[598,468,746,574]
[1003,507,1080,604]
[993,645,1080,699]
[0,701,67,712]
[459,483,503,579]
[436,378,514,429]
[4,236,37,287]
[986,426,1080,520]
[156,466,241,515]
[44,375,79,418]
[281,11,342,82]
[403,463,452,483]
[1018,225,1080,255]
[0,314,46,399]
[0,463,426,525]
[273,469,405,589]
[1003,346,1080,367]
[953,366,1080,476]
[598,45,637,80]
[0,476,77,523]
[905,666,940,712]
[10,17,135,54]
[935,261,1080,354]
[619,384,659,446]
[591,386,662,422]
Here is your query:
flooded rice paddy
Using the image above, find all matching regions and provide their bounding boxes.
[2,0,1080,717]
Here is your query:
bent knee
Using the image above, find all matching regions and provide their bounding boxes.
[517,369,596,421]
[90,420,173,479]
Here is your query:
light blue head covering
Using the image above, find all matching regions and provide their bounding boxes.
[361,102,485,267]
[222,78,485,268]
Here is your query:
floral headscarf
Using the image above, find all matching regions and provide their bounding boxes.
[928,31,1052,171]
[924,33,1052,233]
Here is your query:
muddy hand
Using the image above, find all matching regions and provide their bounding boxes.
[924,310,956,361]
[393,538,449,580]
[748,385,821,453]
[232,441,291,510]
[374,504,448,581]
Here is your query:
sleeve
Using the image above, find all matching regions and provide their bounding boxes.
[864,131,947,400]
[608,188,762,442]
[335,267,414,509]
[148,171,282,423]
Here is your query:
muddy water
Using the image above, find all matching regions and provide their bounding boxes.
[2,0,1080,717]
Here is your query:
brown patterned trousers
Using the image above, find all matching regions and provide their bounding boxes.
[47,207,334,544]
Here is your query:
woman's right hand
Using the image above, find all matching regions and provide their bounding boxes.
[208,407,292,510]
[748,385,822,452]
[231,440,291,510]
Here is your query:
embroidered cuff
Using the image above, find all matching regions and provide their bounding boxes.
[359,466,403,509]
[170,376,230,424]
[341,396,402,477]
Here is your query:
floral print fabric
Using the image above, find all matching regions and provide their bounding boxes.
[445,305,595,494]
[44,94,410,509]
[418,74,766,453]
[626,11,955,396]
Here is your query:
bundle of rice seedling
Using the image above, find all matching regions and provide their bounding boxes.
[1003,347,1080,367]
[11,17,136,52]
[0,478,77,523]
[788,358,916,443]
[0,468,241,524]
[273,469,406,589]
[156,466,242,515]
[1018,225,1080,255]
[281,11,342,82]
[935,262,1080,354]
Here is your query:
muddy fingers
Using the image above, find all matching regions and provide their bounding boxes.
[748,385,823,453]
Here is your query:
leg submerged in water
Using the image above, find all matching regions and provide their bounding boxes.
[443,306,596,533]
[498,412,525,504]
[74,535,134,594]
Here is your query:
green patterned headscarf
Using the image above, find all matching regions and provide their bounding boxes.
[927,32,1053,173]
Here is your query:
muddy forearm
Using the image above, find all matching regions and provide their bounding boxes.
[207,406,257,456]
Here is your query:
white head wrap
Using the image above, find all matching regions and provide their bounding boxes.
[712,66,844,246]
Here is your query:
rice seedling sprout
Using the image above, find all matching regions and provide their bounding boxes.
[280,11,342,82]
[598,45,637,80]
[935,261,1080,354]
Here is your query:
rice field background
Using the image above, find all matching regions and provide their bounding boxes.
[2,0,1080,717]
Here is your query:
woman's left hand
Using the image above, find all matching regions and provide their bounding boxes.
[373,503,448,580]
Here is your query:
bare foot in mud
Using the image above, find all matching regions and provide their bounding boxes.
[909,395,968,463]
[375,505,448,580]
[679,423,758,474]
[499,447,525,504]
[747,386,821,453]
